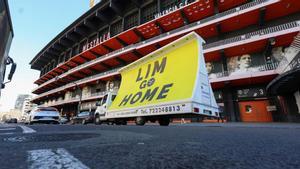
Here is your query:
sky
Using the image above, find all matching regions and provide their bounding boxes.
[0,0,91,112]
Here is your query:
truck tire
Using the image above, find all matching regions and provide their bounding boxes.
[94,115,101,125]
[135,117,146,126]
[158,118,170,126]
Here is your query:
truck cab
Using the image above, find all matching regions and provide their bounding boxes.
[94,92,116,124]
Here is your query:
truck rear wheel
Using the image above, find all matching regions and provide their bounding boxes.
[158,118,170,126]
[135,117,146,126]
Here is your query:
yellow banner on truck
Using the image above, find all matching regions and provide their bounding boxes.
[107,32,219,118]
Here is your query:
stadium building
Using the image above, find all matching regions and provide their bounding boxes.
[29,0,300,122]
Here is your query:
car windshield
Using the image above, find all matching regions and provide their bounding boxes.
[78,112,89,117]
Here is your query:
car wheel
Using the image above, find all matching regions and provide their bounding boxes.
[135,117,146,126]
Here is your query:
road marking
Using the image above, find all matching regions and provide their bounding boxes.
[4,136,27,142]
[0,133,14,135]
[0,128,16,131]
[27,148,89,169]
[19,125,36,133]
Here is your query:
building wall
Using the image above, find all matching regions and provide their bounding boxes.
[14,94,31,110]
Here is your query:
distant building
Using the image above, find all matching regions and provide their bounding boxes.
[21,97,36,115]
[1,109,21,121]
[0,0,15,96]
[14,94,31,110]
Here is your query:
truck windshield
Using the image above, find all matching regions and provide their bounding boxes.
[112,95,116,101]
[102,95,108,105]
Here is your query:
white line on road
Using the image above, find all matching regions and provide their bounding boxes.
[0,128,16,131]
[18,125,36,133]
[27,148,89,169]
[0,133,14,135]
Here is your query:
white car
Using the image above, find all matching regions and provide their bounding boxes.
[25,107,60,124]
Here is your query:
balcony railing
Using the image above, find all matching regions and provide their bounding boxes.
[41,91,108,107]
[32,68,120,101]
[209,62,279,80]
[204,21,300,50]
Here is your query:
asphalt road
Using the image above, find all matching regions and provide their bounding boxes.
[0,123,300,169]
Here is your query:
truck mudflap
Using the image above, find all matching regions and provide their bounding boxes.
[106,32,219,119]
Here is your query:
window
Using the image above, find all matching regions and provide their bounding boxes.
[110,20,123,37]
[112,95,116,101]
[141,2,158,23]
[72,45,79,57]
[99,27,109,39]
[65,50,71,61]
[102,95,108,105]
[79,39,87,53]
[161,0,178,11]
[89,33,98,43]
[245,105,252,113]
[124,12,139,30]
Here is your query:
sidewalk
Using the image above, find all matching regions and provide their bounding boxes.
[174,122,300,129]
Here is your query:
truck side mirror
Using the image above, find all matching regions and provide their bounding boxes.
[8,63,16,81]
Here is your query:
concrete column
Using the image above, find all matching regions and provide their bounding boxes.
[223,86,238,122]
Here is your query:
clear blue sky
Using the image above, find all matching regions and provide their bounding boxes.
[0,0,90,111]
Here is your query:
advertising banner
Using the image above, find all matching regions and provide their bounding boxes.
[108,35,200,111]
[227,53,266,76]
[205,61,223,79]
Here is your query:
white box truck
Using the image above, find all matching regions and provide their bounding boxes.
[94,32,219,126]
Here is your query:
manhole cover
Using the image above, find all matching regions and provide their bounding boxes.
[4,133,99,143]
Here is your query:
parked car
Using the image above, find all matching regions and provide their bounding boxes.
[71,111,94,125]
[5,118,17,123]
[25,107,60,124]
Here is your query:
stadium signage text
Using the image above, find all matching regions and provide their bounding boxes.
[154,0,190,19]
[82,32,111,52]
